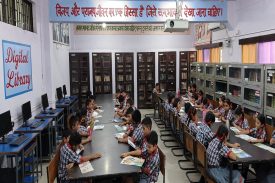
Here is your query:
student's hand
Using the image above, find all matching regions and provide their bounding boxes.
[232,143,240,148]
[123,134,128,138]
[79,144,84,151]
[91,153,102,159]
[66,163,74,169]
[121,152,129,158]
[249,139,257,143]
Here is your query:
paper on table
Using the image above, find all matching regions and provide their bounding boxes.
[94,119,99,124]
[94,115,102,119]
[93,125,104,130]
[79,161,94,174]
[115,125,127,132]
[215,117,222,123]
[235,134,257,141]
[254,143,275,154]
[128,138,137,149]
[115,132,125,139]
[97,109,104,113]
[121,156,145,167]
[231,148,252,158]
[113,118,123,123]
[230,127,240,133]
[92,111,99,117]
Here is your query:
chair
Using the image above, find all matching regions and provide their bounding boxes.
[171,116,184,156]
[266,124,275,143]
[47,145,61,183]
[158,147,166,183]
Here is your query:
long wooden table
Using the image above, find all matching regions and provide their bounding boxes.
[69,94,140,181]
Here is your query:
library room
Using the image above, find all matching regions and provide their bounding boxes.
[0,0,275,183]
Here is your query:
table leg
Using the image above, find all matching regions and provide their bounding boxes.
[39,132,42,175]
[22,150,25,183]
[15,155,19,183]
[48,124,52,158]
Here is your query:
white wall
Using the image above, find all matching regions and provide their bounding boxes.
[0,0,70,129]
[212,0,275,63]
[70,27,196,105]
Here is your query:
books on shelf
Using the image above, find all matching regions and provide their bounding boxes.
[121,156,145,167]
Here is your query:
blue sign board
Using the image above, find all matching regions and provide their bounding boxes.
[2,40,33,99]
[49,0,227,23]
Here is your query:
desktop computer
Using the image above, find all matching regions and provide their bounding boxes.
[0,110,13,144]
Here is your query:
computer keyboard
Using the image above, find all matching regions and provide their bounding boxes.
[30,120,44,129]
[10,135,29,146]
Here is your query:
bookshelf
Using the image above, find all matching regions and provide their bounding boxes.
[92,53,112,94]
[159,51,176,92]
[69,52,90,109]
[115,52,134,99]
[179,51,197,94]
[137,52,155,108]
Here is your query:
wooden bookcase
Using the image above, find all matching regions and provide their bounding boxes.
[137,52,155,108]
[92,53,112,94]
[115,52,134,99]
[69,52,90,109]
[158,51,176,92]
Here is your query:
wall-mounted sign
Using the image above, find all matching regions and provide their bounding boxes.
[49,0,227,23]
[194,23,211,46]
[74,24,190,35]
[2,40,33,99]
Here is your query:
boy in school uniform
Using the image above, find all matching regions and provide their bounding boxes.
[68,115,92,144]
[119,110,141,140]
[121,130,160,183]
[196,111,215,147]
[187,107,200,136]
[181,102,191,124]
[58,132,101,183]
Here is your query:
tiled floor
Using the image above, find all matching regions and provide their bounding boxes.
[38,109,200,183]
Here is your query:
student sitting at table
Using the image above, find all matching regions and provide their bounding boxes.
[172,97,183,115]
[188,83,197,98]
[58,132,101,183]
[207,125,244,183]
[121,130,160,183]
[212,95,225,118]
[125,110,142,137]
[76,110,89,137]
[164,92,175,111]
[116,98,135,118]
[220,98,234,123]
[187,107,200,136]
[152,83,161,95]
[232,106,250,131]
[181,102,191,124]
[195,90,204,108]
[237,114,267,143]
[190,92,198,106]
[196,111,215,147]
[119,106,135,126]
[68,115,91,144]
[202,98,213,111]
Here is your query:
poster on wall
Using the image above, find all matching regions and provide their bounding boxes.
[2,40,33,99]
[194,23,211,46]
[49,0,227,23]
[53,23,70,44]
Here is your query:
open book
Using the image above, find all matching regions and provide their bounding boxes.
[113,117,123,123]
[230,127,240,134]
[235,134,257,141]
[115,125,127,132]
[93,125,104,130]
[115,132,125,139]
[79,161,94,174]
[231,148,251,158]
[121,156,145,167]
[254,143,275,154]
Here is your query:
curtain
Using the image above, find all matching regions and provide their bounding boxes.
[258,41,275,64]
[197,49,203,63]
[210,47,220,63]
[242,44,257,64]
[203,49,210,63]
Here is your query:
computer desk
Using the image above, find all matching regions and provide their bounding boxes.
[14,118,53,175]
[0,133,39,183]
[35,108,64,148]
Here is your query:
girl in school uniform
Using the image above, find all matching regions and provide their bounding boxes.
[212,95,226,118]
[220,98,234,123]
[181,102,191,124]
[195,90,204,108]
[202,98,213,111]
[237,114,267,143]
[232,106,250,131]
[172,97,183,115]
[207,125,244,183]
[187,107,200,136]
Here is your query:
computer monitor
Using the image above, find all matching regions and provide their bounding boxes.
[56,87,63,100]
[41,93,49,110]
[62,85,67,98]
[22,101,32,126]
[0,110,13,144]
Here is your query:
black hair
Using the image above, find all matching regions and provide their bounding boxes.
[234,106,244,119]
[132,110,141,125]
[214,124,229,142]
[224,98,232,106]
[198,90,204,96]
[62,130,72,138]
[202,98,208,105]
[126,98,134,106]
[184,102,191,113]
[69,115,79,130]
[173,98,181,108]
[69,132,82,146]
[257,114,266,125]
[141,117,152,130]
[168,92,175,104]
[191,83,197,91]
[148,130,158,146]
[155,83,160,87]
[205,111,215,125]
[219,95,226,102]
[188,107,197,122]
[86,98,92,107]
[192,93,198,100]
[125,107,134,115]
[118,95,125,103]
